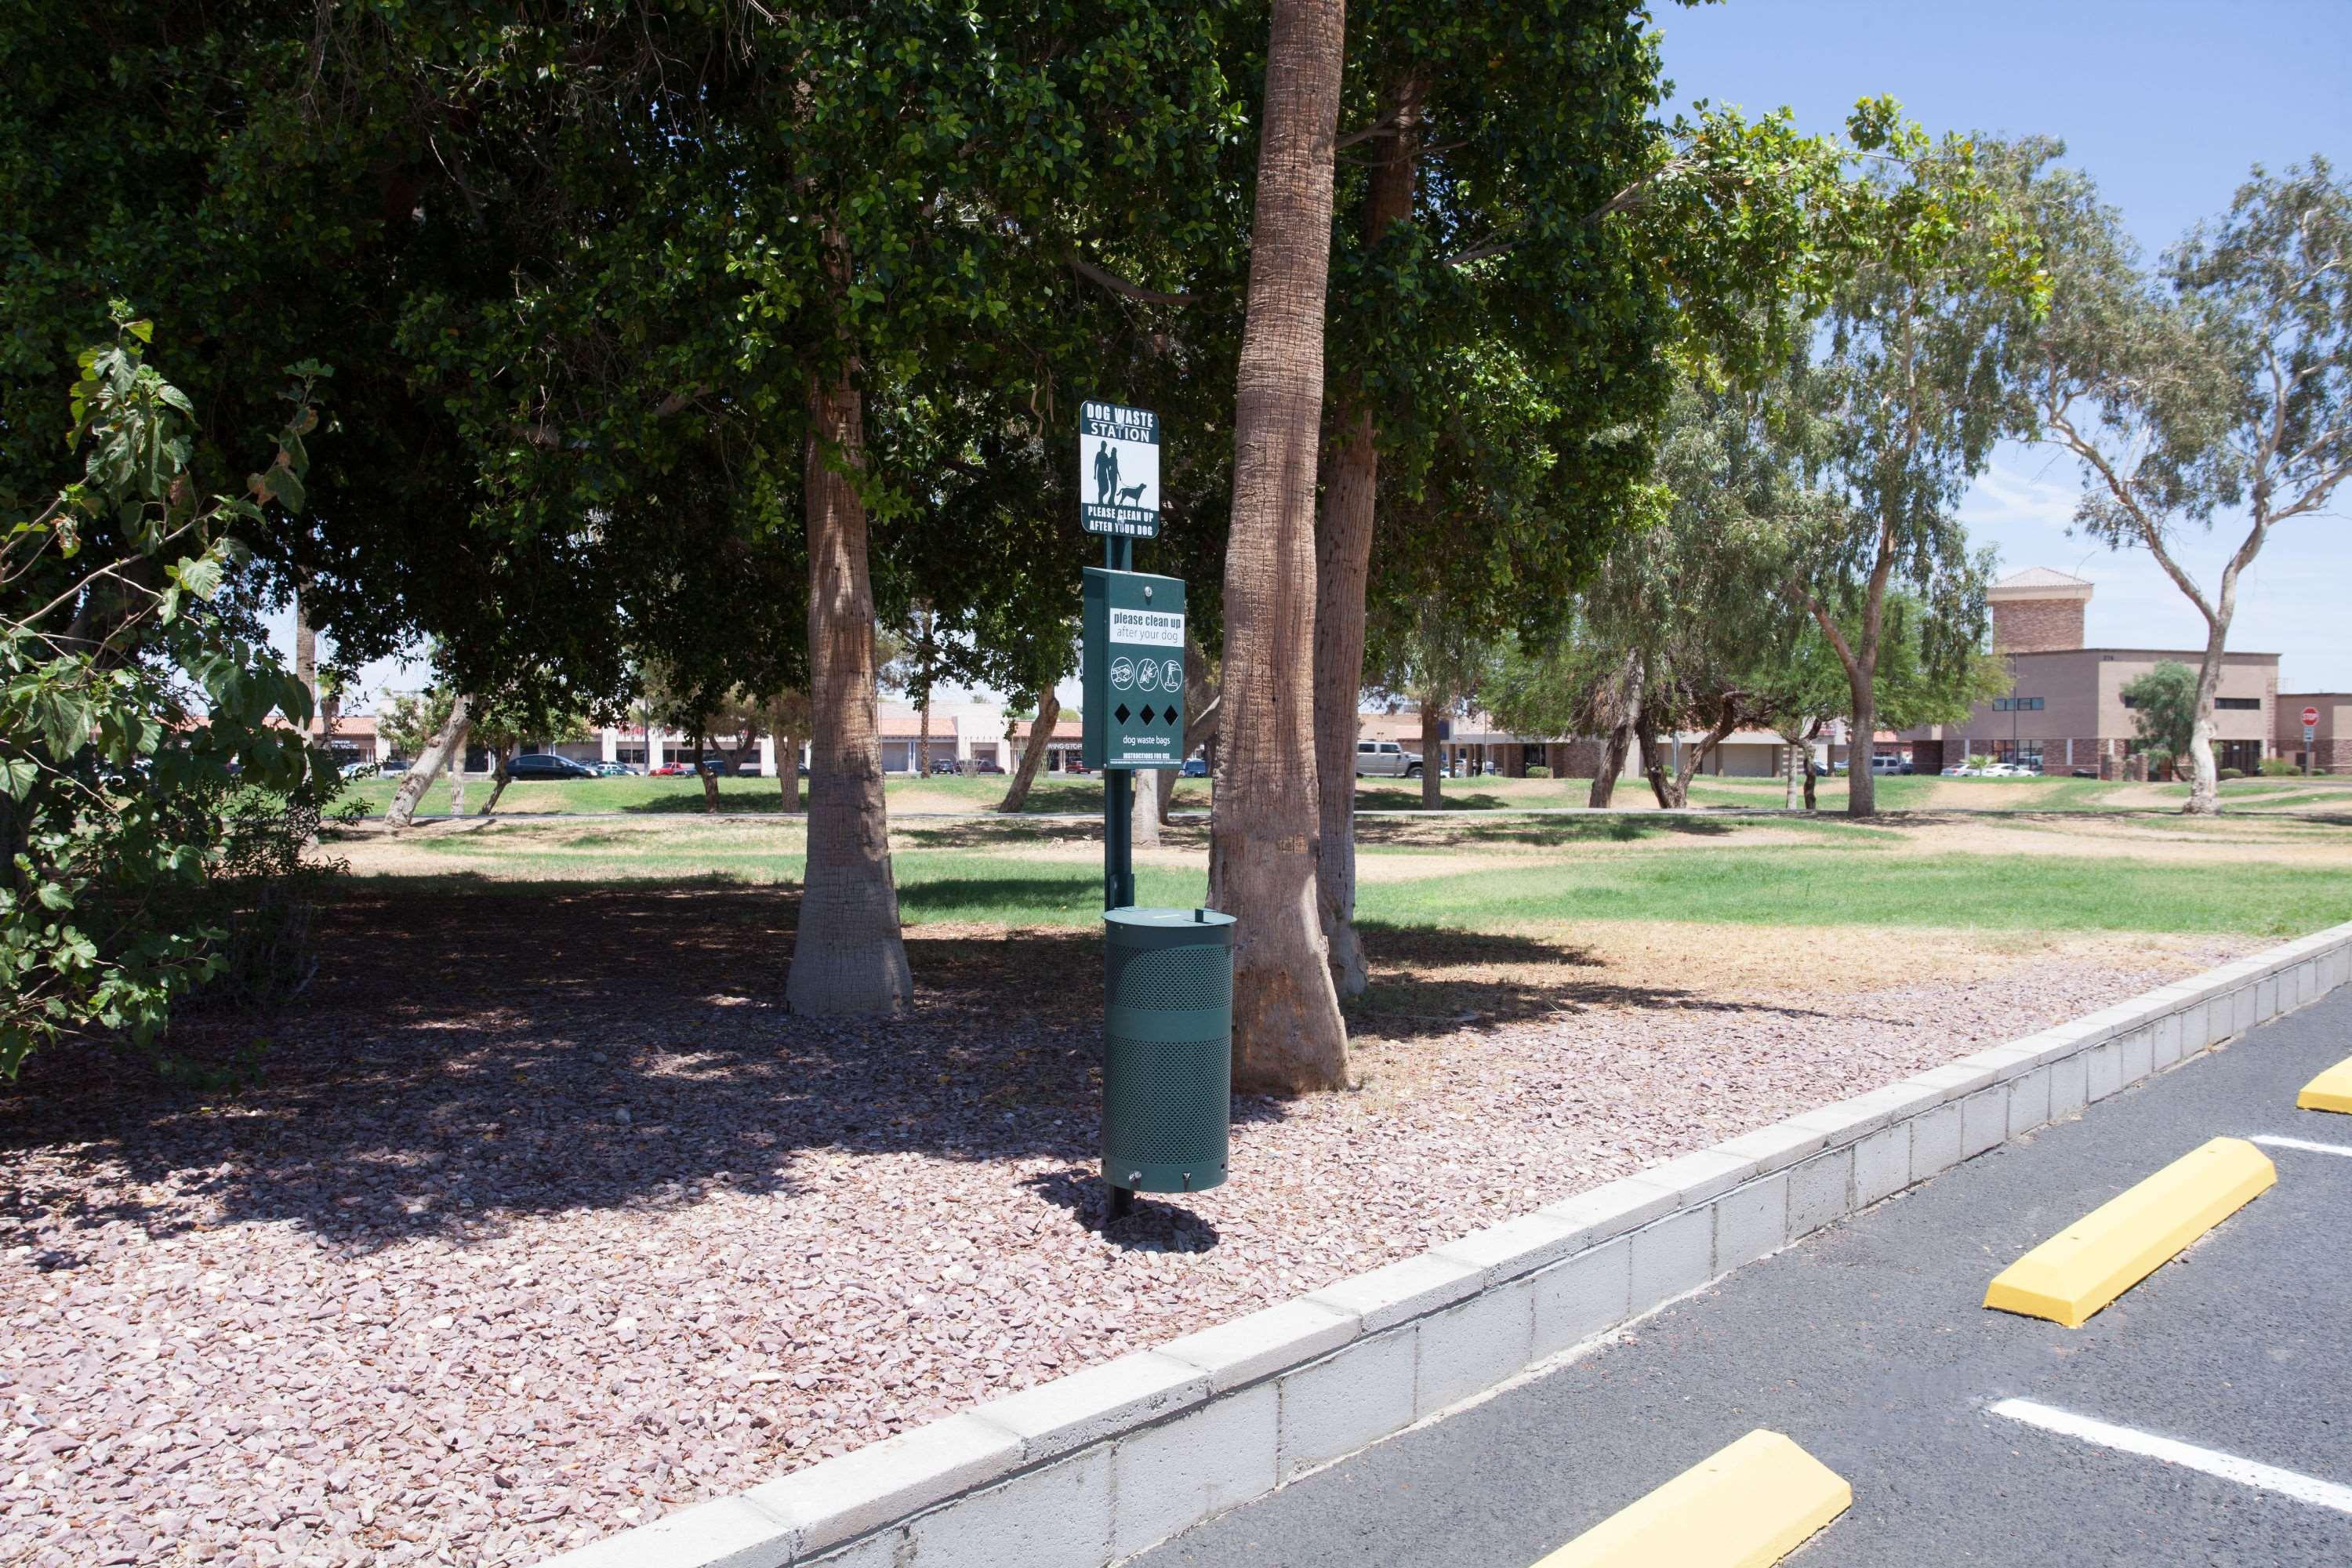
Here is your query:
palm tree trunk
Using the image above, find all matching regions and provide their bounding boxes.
[788,369,912,1014]
[1207,0,1350,1095]
[1312,72,1420,1001]
[998,688,1059,813]
[387,695,471,828]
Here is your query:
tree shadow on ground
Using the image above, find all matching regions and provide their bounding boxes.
[1348,924,1839,1043]
[1354,815,1741,849]
[0,880,1184,1265]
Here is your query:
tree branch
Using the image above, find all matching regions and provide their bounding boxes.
[1069,256,1196,307]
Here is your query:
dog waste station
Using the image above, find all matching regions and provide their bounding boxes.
[1078,399,1234,1221]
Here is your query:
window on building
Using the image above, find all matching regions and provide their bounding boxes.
[2214,697,2260,710]
[2217,740,2263,773]
[1991,696,2044,712]
[1991,740,2045,770]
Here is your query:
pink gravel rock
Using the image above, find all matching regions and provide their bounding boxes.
[0,890,2249,1565]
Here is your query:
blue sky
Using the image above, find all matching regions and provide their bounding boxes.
[1657,0,2351,688]
[297,2,2351,704]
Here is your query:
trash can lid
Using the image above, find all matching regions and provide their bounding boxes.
[1105,906,1237,930]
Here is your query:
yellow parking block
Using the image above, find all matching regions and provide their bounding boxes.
[1534,1429,1850,1568]
[2297,1057,2352,1114]
[1984,1136,2277,1329]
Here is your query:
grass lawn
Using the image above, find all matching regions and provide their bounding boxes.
[338,766,2352,820]
[337,806,2352,942]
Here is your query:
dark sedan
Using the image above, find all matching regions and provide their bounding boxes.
[505,753,598,780]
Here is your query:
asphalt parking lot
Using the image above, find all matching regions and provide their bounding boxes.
[1134,987,2352,1568]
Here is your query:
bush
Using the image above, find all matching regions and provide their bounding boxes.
[2259,757,2301,777]
[1,311,333,1079]
[2218,767,2245,782]
[1524,765,1551,779]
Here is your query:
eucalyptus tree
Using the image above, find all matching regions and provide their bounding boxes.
[1784,116,2045,815]
[2013,154,2350,814]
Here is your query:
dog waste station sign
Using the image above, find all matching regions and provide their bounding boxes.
[1078,401,1232,1221]
[1083,569,1185,770]
[1079,400,1161,539]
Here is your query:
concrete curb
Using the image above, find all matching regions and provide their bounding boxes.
[536,920,2352,1568]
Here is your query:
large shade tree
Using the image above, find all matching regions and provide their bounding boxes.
[2012,151,2350,813]
[1784,116,2047,815]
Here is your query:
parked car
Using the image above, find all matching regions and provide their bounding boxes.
[590,760,637,777]
[1869,754,1913,775]
[377,756,413,777]
[339,757,378,781]
[1180,757,1210,778]
[1353,739,1423,778]
[737,759,764,775]
[931,759,960,776]
[2071,767,2099,779]
[974,758,1005,775]
[505,753,597,781]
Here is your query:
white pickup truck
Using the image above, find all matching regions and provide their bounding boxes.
[1353,739,1425,778]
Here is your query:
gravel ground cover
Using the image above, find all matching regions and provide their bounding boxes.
[0,882,2252,1566]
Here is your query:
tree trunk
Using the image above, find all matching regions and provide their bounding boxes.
[788,370,912,1015]
[1802,720,1822,811]
[481,745,516,815]
[1130,770,1162,848]
[2183,586,2240,816]
[1312,72,1418,1001]
[292,584,318,717]
[1633,702,1673,808]
[1207,0,1350,1096]
[689,723,720,813]
[387,694,471,828]
[777,734,801,812]
[1671,705,1743,807]
[1418,697,1443,809]
[1588,653,1643,809]
[998,688,1059,813]
[1782,732,1805,809]
[1312,412,1377,995]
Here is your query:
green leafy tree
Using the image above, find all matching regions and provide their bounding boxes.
[2121,661,2200,779]
[1,314,328,1075]
[2012,152,2350,814]
[1783,118,2047,816]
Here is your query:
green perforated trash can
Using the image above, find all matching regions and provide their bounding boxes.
[1102,907,1236,1196]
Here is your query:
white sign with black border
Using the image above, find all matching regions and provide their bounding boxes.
[1080,401,1160,538]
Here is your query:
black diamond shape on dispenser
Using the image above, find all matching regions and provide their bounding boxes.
[1137,705,1156,724]
[1114,703,1131,724]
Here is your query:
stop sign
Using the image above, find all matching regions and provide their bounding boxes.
[2305,706,2322,727]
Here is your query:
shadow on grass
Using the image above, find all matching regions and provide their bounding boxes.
[1357,815,1740,849]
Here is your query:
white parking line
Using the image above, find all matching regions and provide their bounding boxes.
[2249,1134,2352,1160]
[1991,1399,2352,1515]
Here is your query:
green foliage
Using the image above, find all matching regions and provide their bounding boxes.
[2,318,336,1076]
[2260,756,2303,777]
[2122,661,2200,769]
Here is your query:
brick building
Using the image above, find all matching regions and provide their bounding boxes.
[2277,694,2350,775]
[1899,568,2281,775]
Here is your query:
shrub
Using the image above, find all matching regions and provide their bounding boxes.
[1,310,334,1079]
[2217,767,2245,782]
[2259,756,2300,777]
[1524,765,1552,779]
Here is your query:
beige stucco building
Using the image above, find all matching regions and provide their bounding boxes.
[1901,568,2281,775]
